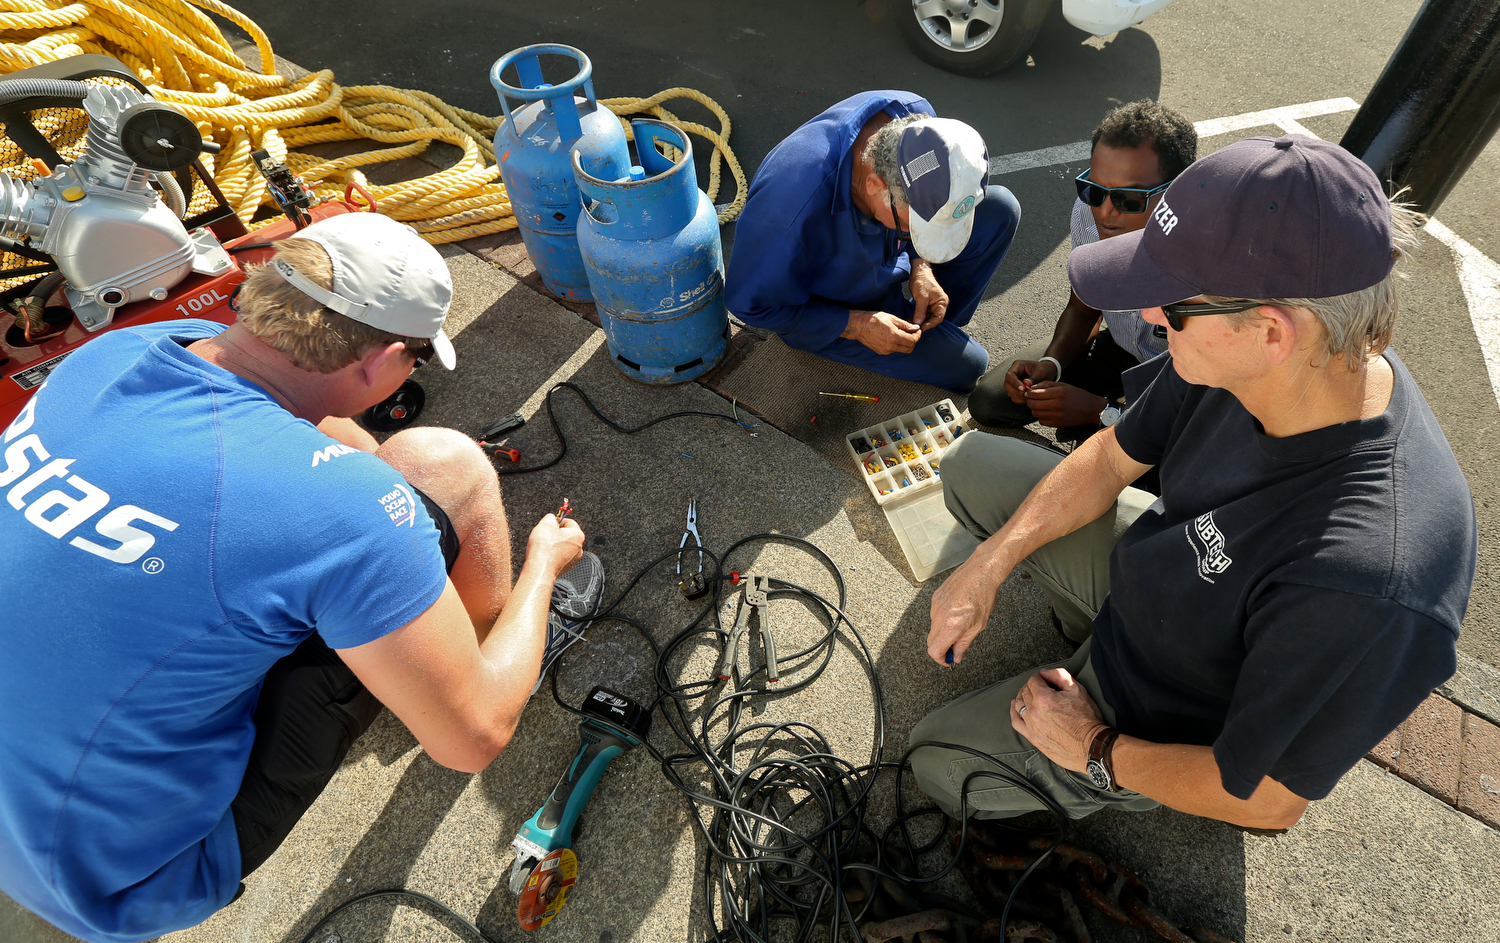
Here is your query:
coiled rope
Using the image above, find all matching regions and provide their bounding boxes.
[0,0,747,242]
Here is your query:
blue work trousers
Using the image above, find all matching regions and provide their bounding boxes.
[800,185,1020,392]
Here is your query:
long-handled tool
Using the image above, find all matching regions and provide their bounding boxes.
[508,687,652,924]
[716,573,778,684]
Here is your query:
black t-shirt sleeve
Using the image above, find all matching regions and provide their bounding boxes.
[1113,353,1186,467]
[1213,584,1457,801]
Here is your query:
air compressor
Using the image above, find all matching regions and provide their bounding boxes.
[0,55,377,430]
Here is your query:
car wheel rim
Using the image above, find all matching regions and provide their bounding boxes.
[912,0,1005,53]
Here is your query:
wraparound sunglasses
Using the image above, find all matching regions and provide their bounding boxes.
[1074,169,1171,214]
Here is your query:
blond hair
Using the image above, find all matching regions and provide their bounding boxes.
[1210,197,1425,370]
[236,238,423,374]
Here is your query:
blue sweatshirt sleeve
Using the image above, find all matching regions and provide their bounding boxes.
[724,209,852,351]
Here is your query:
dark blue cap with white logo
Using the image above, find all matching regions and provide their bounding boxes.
[896,117,990,264]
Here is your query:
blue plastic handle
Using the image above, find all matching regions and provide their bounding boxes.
[514,717,640,855]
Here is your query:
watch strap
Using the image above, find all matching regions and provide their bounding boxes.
[1088,727,1122,793]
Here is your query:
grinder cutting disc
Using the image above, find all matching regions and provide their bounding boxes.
[516,847,578,932]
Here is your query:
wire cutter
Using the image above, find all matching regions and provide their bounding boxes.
[677,497,709,600]
[716,574,778,683]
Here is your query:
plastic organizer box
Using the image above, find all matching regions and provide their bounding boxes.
[844,398,980,581]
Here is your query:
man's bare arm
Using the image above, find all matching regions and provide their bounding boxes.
[927,428,1150,663]
[337,514,583,773]
[1012,668,1309,829]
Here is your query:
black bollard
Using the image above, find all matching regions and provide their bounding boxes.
[1339,0,1500,216]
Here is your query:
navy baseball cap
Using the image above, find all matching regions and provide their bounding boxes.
[897,118,990,264]
[1067,135,1394,310]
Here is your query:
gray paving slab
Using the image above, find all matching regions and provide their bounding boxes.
[8,1,1500,939]
[4,216,1499,943]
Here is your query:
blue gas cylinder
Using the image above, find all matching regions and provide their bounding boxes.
[491,44,629,301]
[573,120,729,385]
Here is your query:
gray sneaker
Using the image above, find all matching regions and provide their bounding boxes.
[533,551,606,694]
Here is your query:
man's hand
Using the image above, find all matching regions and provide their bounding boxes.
[1010,668,1107,773]
[526,513,585,581]
[1024,382,1109,428]
[844,309,921,355]
[909,260,949,332]
[927,548,1011,664]
[1003,359,1061,404]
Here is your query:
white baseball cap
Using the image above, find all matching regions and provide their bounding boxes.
[270,212,456,370]
[896,117,990,264]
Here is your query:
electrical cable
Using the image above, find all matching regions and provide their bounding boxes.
[291,397,1071,943]
[490,380,753,475]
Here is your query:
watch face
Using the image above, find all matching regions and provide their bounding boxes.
[1087,759,1111,790]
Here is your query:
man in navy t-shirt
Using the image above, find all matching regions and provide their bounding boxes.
[723,90,1020,392]
[0,213,604,941]
[911,136,1476,830]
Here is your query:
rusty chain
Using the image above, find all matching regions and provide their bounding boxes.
[851,818,1239,943]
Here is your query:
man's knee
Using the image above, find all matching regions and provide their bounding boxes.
[940,433,991,503]
[971,185,1021,251]
[377,427,498,518]
[969,343,1046,427]
[968,376,1031,428]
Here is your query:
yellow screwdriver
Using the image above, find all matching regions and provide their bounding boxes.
[817,391,880,403]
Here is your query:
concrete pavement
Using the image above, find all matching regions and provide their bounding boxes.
[6,0,1500,940]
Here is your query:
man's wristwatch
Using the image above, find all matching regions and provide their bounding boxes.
[1086,727,1122,792]
[1099,404,1122,427]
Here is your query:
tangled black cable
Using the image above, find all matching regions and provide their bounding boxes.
[490,380,755,475]
[297,393,1070,943]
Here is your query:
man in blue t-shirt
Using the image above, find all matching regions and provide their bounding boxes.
[911,137,1476,830]
[723,90,1020,392]
[0,212,605,942]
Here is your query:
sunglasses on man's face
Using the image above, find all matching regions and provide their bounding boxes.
[1160,299,1265,332]
[1074,169,1171,214]
[888,190,910,240]
[404,340,435,368]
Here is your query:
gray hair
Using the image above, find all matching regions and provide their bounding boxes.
[863,113,931,208]
[1208,196,1425,370]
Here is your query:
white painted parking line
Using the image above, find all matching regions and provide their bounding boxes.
[987,96,1500,412]
[988,97,1362,176]
[1427,220,1500,411]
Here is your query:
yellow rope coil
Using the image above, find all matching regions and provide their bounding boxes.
[0,0,746,244]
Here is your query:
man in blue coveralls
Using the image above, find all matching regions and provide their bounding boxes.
[724,90,1020,392]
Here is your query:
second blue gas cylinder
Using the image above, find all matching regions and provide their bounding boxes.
[491,44,629,301]
[573,119,729,385]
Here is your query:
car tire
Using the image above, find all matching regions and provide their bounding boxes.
[895,0,1054,77]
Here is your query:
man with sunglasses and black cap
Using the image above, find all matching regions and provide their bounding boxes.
[0,212,606,942]
[725,90,1020,392]
[909,136,1475,831]
[969,100,1195,453]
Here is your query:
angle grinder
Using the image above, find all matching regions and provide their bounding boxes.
[509,686,651,930]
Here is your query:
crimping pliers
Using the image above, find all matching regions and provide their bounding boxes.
[716,573,778,684]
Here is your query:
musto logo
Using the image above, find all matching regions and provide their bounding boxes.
[1,392,180,565]
[380,483,418,527]
[1185,511,1232,583]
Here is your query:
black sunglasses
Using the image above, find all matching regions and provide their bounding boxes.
[887,189,910,240]
[404,340,435,368]
[1074,169,1171,214]
[1160,300,1265,332]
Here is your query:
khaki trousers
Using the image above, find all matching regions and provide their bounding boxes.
[908,433,1161,819]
